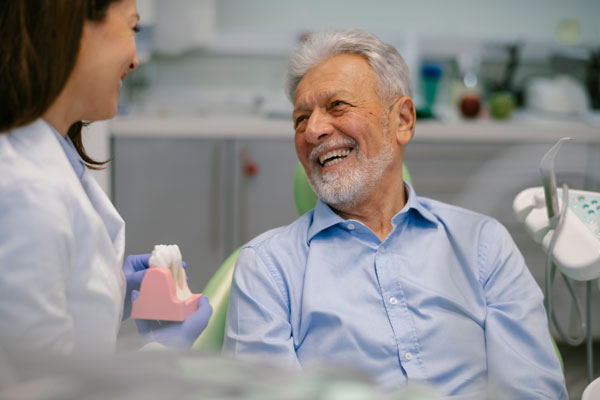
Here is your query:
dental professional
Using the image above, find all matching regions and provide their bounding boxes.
[0,0,212,356]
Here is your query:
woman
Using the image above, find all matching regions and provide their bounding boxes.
[0,0,211,356]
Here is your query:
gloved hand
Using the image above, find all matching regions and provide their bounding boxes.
[132,291,213,349]
[122,254,151,320]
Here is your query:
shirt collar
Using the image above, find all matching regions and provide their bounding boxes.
[45,120,86,179]
[306,181,438,243]
[394,182,438,226]
[307,199,345,241]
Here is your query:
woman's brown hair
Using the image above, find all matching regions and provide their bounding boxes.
[0,0,122,168]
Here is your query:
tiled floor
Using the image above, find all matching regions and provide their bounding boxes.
[559,342,600,399]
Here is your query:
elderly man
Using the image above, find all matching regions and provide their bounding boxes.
[223,30,566,398]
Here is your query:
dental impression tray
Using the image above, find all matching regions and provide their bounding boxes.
[131,244,203,321]
[513,138,600,281]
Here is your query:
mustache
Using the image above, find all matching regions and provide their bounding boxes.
[308,138,358,164]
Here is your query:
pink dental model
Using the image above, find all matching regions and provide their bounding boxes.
[131,244,202,321]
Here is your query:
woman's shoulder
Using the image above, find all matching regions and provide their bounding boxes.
[1,122,77,197]
[0,147,68,199]
[0,137,76,229]
[0,171,74,227]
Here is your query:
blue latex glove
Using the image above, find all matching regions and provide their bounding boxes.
[132,291,213,349]
[122,254,151,320]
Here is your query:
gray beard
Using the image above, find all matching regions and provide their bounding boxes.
[309,142,394,212]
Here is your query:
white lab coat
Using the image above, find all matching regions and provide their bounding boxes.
[0,119,126,356]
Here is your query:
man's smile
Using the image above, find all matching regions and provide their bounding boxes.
[309,138,358,170]
[318,147,354,167]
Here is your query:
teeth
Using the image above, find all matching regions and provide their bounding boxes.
[149,244,169,268]
[318,148,352,166]
[149,244,192,301]
[324,157,344,167]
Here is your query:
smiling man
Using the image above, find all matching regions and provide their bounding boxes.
[223,30,566,399]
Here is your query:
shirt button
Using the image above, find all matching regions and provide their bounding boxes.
[405,352,413,361]
[347,223,355,230]
[389,297,398,305]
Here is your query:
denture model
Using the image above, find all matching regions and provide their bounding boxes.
[131,244,202,321]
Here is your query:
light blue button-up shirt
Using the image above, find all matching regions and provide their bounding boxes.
[224,183,567,399]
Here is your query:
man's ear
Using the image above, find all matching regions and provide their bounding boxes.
[389,96,415,145]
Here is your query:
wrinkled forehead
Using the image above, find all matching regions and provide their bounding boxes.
[293,88,356,113]
[293,54,377,106]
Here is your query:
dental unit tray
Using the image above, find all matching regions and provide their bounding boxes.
[514,186,600,281]
[513,137,600,282]
[514,137,598,384]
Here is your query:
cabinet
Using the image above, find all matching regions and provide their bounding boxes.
[230,139,299,247]
[112,136,298,292]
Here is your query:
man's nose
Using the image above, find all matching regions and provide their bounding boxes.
[304,109,333,144]
[129,55,140,72]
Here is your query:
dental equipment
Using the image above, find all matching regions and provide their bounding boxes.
[513,137,599,383]
[131,244,203,321]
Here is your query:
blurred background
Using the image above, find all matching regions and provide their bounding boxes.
[82,1,600,397]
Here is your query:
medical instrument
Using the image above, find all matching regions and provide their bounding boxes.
[513,137,598,383]
[131,244,203,321]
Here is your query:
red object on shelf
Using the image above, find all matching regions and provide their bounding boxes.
[460,94,481,118]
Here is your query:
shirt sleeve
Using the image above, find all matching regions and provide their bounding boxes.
[0,182,76,355]
[480,219,567,399]
[222,246,301,370]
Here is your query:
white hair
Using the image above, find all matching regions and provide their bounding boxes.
[285,30,413,104]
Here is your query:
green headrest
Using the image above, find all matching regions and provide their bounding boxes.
[293,162,413,215]
[192,247,241,351]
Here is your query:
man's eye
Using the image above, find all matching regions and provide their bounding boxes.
[295,115,308,128]
[331,101,347,109]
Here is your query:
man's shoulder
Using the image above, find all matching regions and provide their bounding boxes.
[417,196,498,225]
[236,211,314,278]
[245,210,314,252]
[415,195,509,243]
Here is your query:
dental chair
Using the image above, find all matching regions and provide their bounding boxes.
[193,163,412,351]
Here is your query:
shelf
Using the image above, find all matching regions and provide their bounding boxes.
[111,111,600,143]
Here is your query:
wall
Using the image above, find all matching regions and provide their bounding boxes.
[217,0,600,44]
[120,0,599,119]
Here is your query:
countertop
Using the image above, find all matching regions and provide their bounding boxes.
[110,111,600,143]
